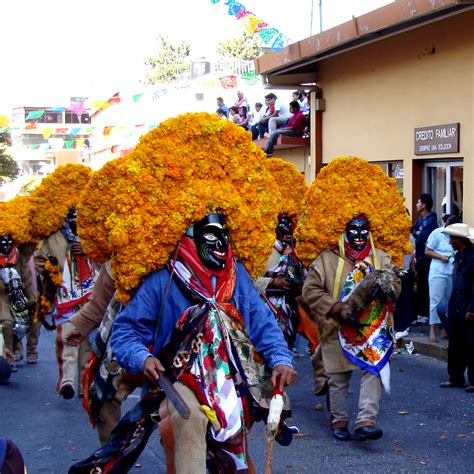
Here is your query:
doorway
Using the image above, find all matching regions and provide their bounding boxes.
[423,160,463,222]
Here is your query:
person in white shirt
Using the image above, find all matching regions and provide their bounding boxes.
[248,102,264,128]
[425,215,460,342]
[268,95,290,133]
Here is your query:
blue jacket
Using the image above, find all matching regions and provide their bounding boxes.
[111,262,293,374]
[412,212,438,260]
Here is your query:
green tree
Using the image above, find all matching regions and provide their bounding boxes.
[0,154,20,181]
[217,31,264,61]
[144,36,191,84]
[0,119,19,181]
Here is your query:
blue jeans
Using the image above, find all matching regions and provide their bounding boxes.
[264,130,299,155]
[428,272,452,325]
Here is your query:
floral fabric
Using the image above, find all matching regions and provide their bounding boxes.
[338,258,393,391]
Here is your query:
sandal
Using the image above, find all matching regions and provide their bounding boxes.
[466,386,474,393]
[429,337,438,343]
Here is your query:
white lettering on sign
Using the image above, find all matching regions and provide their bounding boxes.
[414,123,459,155]
[435,127,456,139]
[416,129,434,141]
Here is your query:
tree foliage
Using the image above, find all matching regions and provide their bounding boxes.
[0,154,19,181]
[217,31,265,61]
[0,119,19,181]
[0,124,12,154]
[144,36,191,84]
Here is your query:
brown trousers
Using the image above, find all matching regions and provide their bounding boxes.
[56,321,91,393]
[311,345,328,394]
[159,382,209,474]
[328,370,382,429]
[95,378,136,445]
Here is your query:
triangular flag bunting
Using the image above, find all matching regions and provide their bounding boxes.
[41,128,53,139]
[26,110,45,120]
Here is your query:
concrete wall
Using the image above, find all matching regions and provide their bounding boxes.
[316,10,473,221]
[272,147,311,184]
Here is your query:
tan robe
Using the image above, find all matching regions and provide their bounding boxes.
[302,248,400,374]
[70,261,114,337]
[38,230,69,274]
[0,250,36,323]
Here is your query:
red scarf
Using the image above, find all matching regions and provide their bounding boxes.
[344,239,371,262]
[170,236,235,302]
[0,248,18,268]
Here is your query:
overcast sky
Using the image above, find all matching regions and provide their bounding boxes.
[1,0,392,112]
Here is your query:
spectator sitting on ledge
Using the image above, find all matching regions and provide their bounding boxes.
[263,100,307,157]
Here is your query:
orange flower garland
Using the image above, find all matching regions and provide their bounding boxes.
[33,295,52,324]
[44,260,63,286]
[0,195,35,244]
[295,156,412,266]
[78,112,282,301]
[29,164,93,241]
[265,157,307,221]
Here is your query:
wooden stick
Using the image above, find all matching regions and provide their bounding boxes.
[264,432,273,474]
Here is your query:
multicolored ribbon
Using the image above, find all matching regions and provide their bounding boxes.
[211,0,291,51]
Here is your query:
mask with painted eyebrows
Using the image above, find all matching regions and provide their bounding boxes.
[346,217,369,251]
[0,234,13,256]
[193,213,229,269]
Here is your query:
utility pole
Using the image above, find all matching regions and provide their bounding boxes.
[310,0,323,36]
[319,0,323,33]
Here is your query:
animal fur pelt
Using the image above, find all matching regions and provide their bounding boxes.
[339,268,400,323]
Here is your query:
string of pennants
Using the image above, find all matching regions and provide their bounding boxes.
[9,124,158,151]
[211,0,291,51]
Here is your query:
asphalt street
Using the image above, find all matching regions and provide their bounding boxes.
[1,329,473,473]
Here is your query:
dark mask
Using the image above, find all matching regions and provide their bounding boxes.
[346,217,369,251]
[276,215,294,247]
[67,207,78,235]
[0,234,13,256]
[193,213,229,269]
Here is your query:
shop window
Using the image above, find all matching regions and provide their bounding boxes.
[423,160,463,222]
[374,161,404,193]
[44,112,63,124]
[65,112,90,124]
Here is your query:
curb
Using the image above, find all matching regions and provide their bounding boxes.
[399,336,448,362]
[397,324,448,362]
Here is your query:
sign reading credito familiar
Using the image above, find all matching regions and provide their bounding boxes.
[414,123,459,155]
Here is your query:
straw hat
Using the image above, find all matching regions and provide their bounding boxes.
[442,223,474,241]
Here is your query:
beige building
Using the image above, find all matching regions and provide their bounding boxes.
[256,0,474,224]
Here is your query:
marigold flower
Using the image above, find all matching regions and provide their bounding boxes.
[78,113,282,301]
[29,164,93,241]
[266,157,307,224]
[295,156,412,266]
[0,195,36,245]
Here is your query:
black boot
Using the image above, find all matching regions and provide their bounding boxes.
[353,426,383,441]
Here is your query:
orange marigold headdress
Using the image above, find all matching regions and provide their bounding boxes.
[266,158,307,223]
[0,195,35,245]
[295,156,412,266]
[29,164,93,241]
[78,112,281,301]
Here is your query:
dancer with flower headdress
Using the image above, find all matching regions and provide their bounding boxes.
[71,114,297,474]
[257,158,308,349]
[0,196,37,373]
[31,164,97,399]
[299,157,411,442]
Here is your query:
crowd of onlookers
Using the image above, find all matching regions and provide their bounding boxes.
[215,90,310,156]
[396,193,473,392]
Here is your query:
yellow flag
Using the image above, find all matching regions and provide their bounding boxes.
[244,16,260,33]
[42,128,53,139]
[91,100,109,109]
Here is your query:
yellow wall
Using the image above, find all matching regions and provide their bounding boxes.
[272,147,311,184]
[316,10,473,221]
